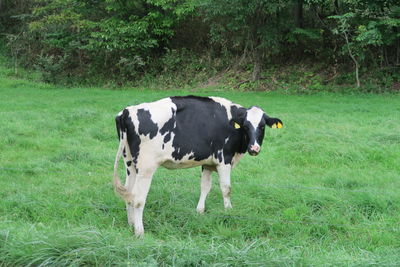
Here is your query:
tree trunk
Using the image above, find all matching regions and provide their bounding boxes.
[14,53,18,75]
[344,31,360,88]
[252,48,262,81]
[383,46,389,66]
[334,0,340,14]
[354,61,360,88]
[296,0,304,28]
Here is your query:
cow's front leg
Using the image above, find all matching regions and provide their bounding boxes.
[217,164,232,209]
[131,167,156,237]
[196,167,212,214]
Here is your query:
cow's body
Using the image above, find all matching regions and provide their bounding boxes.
[113,96,282,236]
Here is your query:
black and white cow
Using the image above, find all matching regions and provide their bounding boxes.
[113,95,283,236]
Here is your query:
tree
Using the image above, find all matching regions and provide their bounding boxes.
[330,2,400,87]
[331,13,362,87]
[25,0,195,80]
[202,0,290,81]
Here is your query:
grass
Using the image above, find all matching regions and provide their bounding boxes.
[0,70,400,266]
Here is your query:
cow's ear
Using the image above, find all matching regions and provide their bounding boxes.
[264,114,283,129]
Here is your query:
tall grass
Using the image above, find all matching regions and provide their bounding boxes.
[0,73,400,265]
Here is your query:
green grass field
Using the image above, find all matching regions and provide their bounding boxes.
[1,74,400,266]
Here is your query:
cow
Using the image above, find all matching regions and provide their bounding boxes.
[113,95,283,236]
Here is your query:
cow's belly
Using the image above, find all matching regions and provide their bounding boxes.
[161,160,202,170]
[161,157,215,170]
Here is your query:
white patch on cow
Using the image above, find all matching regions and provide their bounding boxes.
[216,164,232,209]
[246,106,264,130]
[196,168,212,213]
[132,98,176,130]
[210,97,242,120]
[149,98,176,129]
[224,137,229,144]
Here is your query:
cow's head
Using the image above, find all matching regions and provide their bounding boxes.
[242,106,283,156]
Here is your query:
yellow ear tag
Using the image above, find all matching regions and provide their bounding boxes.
[277,122,283,128]
[234,122,241,129]
[271,123,277,129]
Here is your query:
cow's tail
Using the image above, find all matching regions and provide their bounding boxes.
[113,114,133,203]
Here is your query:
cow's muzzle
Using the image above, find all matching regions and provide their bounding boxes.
[248,144,260,156]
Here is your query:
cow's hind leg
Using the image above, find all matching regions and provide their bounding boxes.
[196,167,213,214]
[123,146,137,226]
[217,164,232,209]
[131,166,156,237]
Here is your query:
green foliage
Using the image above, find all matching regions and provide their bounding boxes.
[0,0,399,88]
[202,0,290,56]
[0,0,195,83]
[34,54,67,83]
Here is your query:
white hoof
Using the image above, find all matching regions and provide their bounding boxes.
[196,207,205,214]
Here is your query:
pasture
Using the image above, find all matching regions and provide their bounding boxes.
[1,76,400,266]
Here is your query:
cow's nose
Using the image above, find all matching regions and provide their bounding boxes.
[249,145,260,155]
[250,145,260,152]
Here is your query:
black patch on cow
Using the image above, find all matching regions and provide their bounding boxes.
[256,119,266,146]
[116,109,140,173]
[160,108,176,144]
[160,108,176,135]
[126,161,132,167]
[163,133,171,144]
[168,96,250,165]
[137,109,158,139]
[115,116,122,140]
[127,169,130,176]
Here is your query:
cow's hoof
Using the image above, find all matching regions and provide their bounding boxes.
[134,231,144,238]
[134,227,144,238]
[224,204,232,210]
[196,207,205,214]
